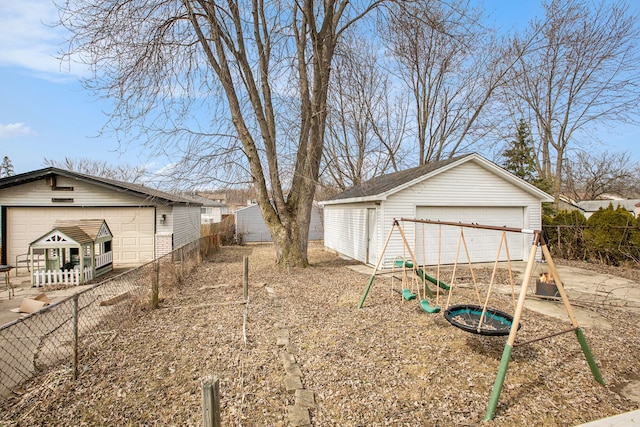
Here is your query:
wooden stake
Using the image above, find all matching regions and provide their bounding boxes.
[202,375,221,427]
[243,256,249,301]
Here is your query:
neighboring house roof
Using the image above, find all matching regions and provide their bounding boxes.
[182,193,228,207]
[576,199,640,214]
[321,153,552,205]
[0,167,200,206]
[556,196,586,214]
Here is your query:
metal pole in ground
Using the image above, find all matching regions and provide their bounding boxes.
[72,293,79,380]
[152,260,160,309]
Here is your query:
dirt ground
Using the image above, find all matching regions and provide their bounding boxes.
[1,242,639,426]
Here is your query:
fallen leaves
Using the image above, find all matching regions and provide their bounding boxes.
[1,243,639,426]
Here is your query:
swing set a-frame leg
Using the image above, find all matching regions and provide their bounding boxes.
[539,238,604,386]
[358,221,398,309]
[484,233,604,421]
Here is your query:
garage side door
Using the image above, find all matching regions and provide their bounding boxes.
[414,206,524,265]
[6,207,155,267]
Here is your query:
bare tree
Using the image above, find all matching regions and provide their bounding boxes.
[58,0,400,267]
[383,0,517,164]
[562,151,639,201]
[503,0,640,204]
[322,36,408,190]
[43,157,147,183]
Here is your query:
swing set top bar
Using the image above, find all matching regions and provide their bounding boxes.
[396,218,539,235]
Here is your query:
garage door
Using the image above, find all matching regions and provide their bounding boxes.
[414,206,525,265]
[6,207,155,267]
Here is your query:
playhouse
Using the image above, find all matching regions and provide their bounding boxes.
[28,219,114,286]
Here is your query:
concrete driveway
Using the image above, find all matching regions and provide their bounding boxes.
[0,270,116,327]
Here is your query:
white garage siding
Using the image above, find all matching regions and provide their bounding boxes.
[6,206,155,268]
[412,206,524,265]
[236,204,324,243]
[375,161,539,268]
[323,157,548,268]
[323,204,373,264]
[172,205,202,248]
[0,175,146,206]
[236,204,272,243]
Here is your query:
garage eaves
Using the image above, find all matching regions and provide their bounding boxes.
[319,153,553,206]
[0,167,201,206]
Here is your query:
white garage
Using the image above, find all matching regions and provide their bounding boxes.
[0,168,202,268]
[321,153,552,268]
[5,206,155,267]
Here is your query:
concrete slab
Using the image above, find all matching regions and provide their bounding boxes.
[0,269,127,327]
[348,261,640,317]
[574,409,640,426]
[524,298,612,329]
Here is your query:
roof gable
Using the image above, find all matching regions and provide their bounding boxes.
[322,153,552,204]
[30,219,113,247]
[0,167,199,206]
[54,219,113,240]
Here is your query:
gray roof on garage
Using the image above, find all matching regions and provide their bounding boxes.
[323,153,553,205]
[327,155,470,201]
[0,167,200,206]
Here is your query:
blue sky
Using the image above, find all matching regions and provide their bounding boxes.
[1,0,639,176]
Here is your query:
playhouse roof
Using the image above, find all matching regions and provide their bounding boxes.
[30,219,113,247]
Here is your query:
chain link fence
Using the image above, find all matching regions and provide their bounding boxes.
[0,234,221,400]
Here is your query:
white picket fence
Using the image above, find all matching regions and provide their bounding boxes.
[95,252,112,269]
[31,252,113,287]
[33,268,94,287]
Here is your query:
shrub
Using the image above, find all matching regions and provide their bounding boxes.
[583,204,639,266]
[544,210,587,260]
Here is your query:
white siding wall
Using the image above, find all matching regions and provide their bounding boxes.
[0,176,202,266]
[0,176,152,206]
[5,206,155,267]
[172,206,202,248]
[324,161,543,267]
[378,162,541,267]
[323,203,376,263]
[236,205,271,243]
[236,204,324,243]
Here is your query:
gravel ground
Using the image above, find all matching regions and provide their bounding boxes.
[2,242,639,426]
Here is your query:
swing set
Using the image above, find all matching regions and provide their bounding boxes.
[358,218,604,421]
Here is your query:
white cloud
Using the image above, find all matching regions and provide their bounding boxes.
[0,1,87,79]
[0,123,36,138]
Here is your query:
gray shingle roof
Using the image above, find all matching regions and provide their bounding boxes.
[53,219,112,243]
[328,154,471,201]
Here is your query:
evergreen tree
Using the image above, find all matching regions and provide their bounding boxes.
[0,156,13,178]
[502,119,537,181]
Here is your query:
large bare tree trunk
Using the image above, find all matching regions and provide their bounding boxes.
[59,0,386,267]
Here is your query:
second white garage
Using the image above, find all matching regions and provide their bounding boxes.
[321,153,552,268]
